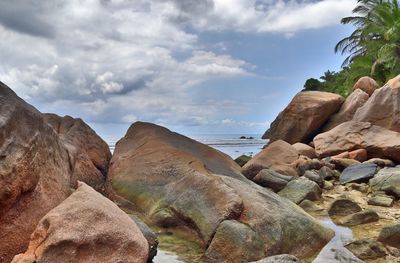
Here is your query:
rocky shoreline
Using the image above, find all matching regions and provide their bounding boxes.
[2,75,400,263]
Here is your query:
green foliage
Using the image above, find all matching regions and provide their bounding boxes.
[305,0,400,97]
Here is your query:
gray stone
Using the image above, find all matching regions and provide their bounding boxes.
[368,195,394,207]
[378,224,400,248]
[340,163,378,184]
[250,254,300,263]
[345,239,387,260]
[304,170,324,188]
[318,166,338,180]
[253,168,293,192]
[370,167,400,198]
[338,210,379,226]
[328,197,362,217]
[278,177,322,204]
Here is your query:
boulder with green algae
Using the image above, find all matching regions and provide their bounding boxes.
[234,155,252,167]
[109,122,334,263]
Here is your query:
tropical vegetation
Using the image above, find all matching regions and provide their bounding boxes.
[304,0,400,97]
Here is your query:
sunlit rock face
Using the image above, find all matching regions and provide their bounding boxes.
[0,82,72,263]
[43,113,112,192]
[109,121,334,262]
[262,91,344,144]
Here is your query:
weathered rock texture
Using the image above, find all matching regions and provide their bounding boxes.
[314,121,400,162]
[370,168,400,198]
[352,76,379,96]
[0,82,72,262]
[292,143,316,159]
[12,182,149,263]
[262,91,344,143]
[43,113,111,191]
[242,140,299,179]
[353,76,400,132]
[323,89,369,132]
[109,122,334,262]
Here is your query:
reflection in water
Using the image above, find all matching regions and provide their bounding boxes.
[153,250,185,263]
[313,217,363,263]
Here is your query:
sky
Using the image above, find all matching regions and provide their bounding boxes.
[0,0,357,142]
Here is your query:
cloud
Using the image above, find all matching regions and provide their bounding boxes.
[0,0,355,136]
[165,0,355,34]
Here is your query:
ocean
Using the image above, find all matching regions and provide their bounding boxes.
[108,134,267,159]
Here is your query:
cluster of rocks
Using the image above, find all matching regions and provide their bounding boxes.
[246,75,400,262]
[0,81,332,263]
[4,73,400,263]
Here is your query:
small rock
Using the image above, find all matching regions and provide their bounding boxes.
[295,157,324,176]
[340,163,378,184]
[292,143,317,159]
[364,158,395,168]
[328,197,362,217]
[338,210,379,226]
[378,224,400,248]
[330,247,365,263]
[253,168,293,192]
[329,158,361,171]
[318,166,338,180]
[370,167,400,198]
[368,195,394,207]
[347,183,369,193]
[249,254,300,263]
[348,149,368,162]
[278,177,322,204]
[323,180,334,190]
[234,155,252,167]
[345,239,387,260]
[304,170,324,188]
[299,200,324,213]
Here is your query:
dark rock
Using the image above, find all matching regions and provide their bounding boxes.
[378,224,400,248]
[318,166,338,180]
[253,169,293,192]
[340,163,378,184]
[338,209,379,226]
[329,158,361,171]
[328,197,362,217]
[129,215,158,261]
[345,239,387,260]
[278,177,322,204]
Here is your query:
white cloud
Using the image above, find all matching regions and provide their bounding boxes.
[0,0,356,134]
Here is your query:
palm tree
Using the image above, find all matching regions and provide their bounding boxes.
[335,0,385,67]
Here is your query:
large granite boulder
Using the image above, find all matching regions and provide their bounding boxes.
[0,82,72,262]
[340,163,378,184]
[369,167,400,198]
[323,89,369,132]
[262,91,344,143]
[12,182,149,263]
[242,140,299,179]
[43,114,111,191]
[352,76,379,96]
[109,122,334,262]
[292,143,316,159]
[353,75,400,132]
[314,121,400,162]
